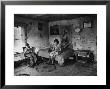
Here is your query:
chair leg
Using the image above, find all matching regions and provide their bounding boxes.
[51,59,54,64]
[47,56,54,65]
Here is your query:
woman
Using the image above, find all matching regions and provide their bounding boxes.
[24,43,37,67]
[61,30,69,50]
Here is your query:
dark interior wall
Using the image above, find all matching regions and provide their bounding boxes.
[14,16,49,52]
[14,15,97,61]
[49,15,97,61]
[27,21,49,49]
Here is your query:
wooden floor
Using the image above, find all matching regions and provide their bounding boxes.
[14,60,97,76]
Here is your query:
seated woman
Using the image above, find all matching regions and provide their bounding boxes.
[49,39,61,64]
[23,43,37,67]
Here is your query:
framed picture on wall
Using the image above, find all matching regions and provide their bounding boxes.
[1,0,109,88]
[50,25,59,35]
[83,22,92,28]
[38,22,43,31]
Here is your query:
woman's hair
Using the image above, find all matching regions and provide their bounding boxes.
[26,43,30,48]
[54,39,59,44]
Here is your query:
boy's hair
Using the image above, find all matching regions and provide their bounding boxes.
[54,39,59,44]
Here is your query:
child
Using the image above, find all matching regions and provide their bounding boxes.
[49,39,61,64]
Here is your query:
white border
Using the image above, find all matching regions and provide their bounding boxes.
[5,5,106,85]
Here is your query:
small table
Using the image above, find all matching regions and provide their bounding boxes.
[74,50,94,63]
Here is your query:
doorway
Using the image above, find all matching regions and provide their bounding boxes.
[14,26,25,53]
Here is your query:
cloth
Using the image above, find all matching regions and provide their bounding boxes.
[50,51,58,58]
[49,44,61,58]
